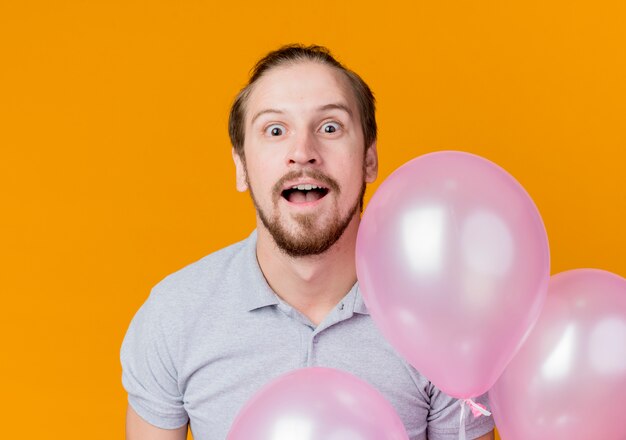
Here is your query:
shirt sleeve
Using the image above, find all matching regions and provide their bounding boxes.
[120,290,189,429]
[426,383,495,440]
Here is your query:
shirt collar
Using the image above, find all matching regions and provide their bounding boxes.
[239,230,281,312]
[239,230,370,316]
[353,284,370,315]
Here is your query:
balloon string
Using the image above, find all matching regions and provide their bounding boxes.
[458,400,467,440]
[458,398,492,440]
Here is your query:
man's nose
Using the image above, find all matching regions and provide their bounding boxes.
[286,130,321,166]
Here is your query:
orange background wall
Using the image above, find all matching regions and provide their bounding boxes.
[1,1,624,439]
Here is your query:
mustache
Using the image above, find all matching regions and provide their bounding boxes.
[273,170,341,195]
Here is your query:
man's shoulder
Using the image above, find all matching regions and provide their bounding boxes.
[121,236,256,365]
[148,235,253,309]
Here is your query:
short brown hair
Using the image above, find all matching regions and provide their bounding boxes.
[228,44,377,158]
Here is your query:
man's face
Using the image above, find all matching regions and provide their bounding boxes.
[233,61,378,257]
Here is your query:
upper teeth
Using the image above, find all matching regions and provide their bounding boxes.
[292,184,320,190]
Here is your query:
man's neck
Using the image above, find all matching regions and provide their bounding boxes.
[255,216,360,326]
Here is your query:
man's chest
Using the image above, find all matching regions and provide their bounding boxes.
[177,309,430,439]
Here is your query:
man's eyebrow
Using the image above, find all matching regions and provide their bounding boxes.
[317,103,353,117]
[250,109,284,126]
[250,103,353,126]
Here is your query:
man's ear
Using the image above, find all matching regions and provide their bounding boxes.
[364,141,378,183]
[232,148,248,192]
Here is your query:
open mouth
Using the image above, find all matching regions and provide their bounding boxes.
[281,184,330,204]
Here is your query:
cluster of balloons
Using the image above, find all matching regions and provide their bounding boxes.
[356,152,626,439]
[228,151,625,440]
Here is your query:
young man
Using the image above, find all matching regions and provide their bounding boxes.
[121,45,495,440]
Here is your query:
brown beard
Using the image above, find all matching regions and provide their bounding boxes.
[247,169,366,257]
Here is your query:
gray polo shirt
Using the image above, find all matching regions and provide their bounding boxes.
[121,231,494,439]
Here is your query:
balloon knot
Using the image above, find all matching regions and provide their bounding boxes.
[463,399,492,418]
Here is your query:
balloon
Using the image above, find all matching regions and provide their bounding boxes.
[356,151,550,398]
[489,269,626,440]
[227,367,409,440]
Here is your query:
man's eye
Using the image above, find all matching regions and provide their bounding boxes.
[265,124,285,136]
[321,122,340,134]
